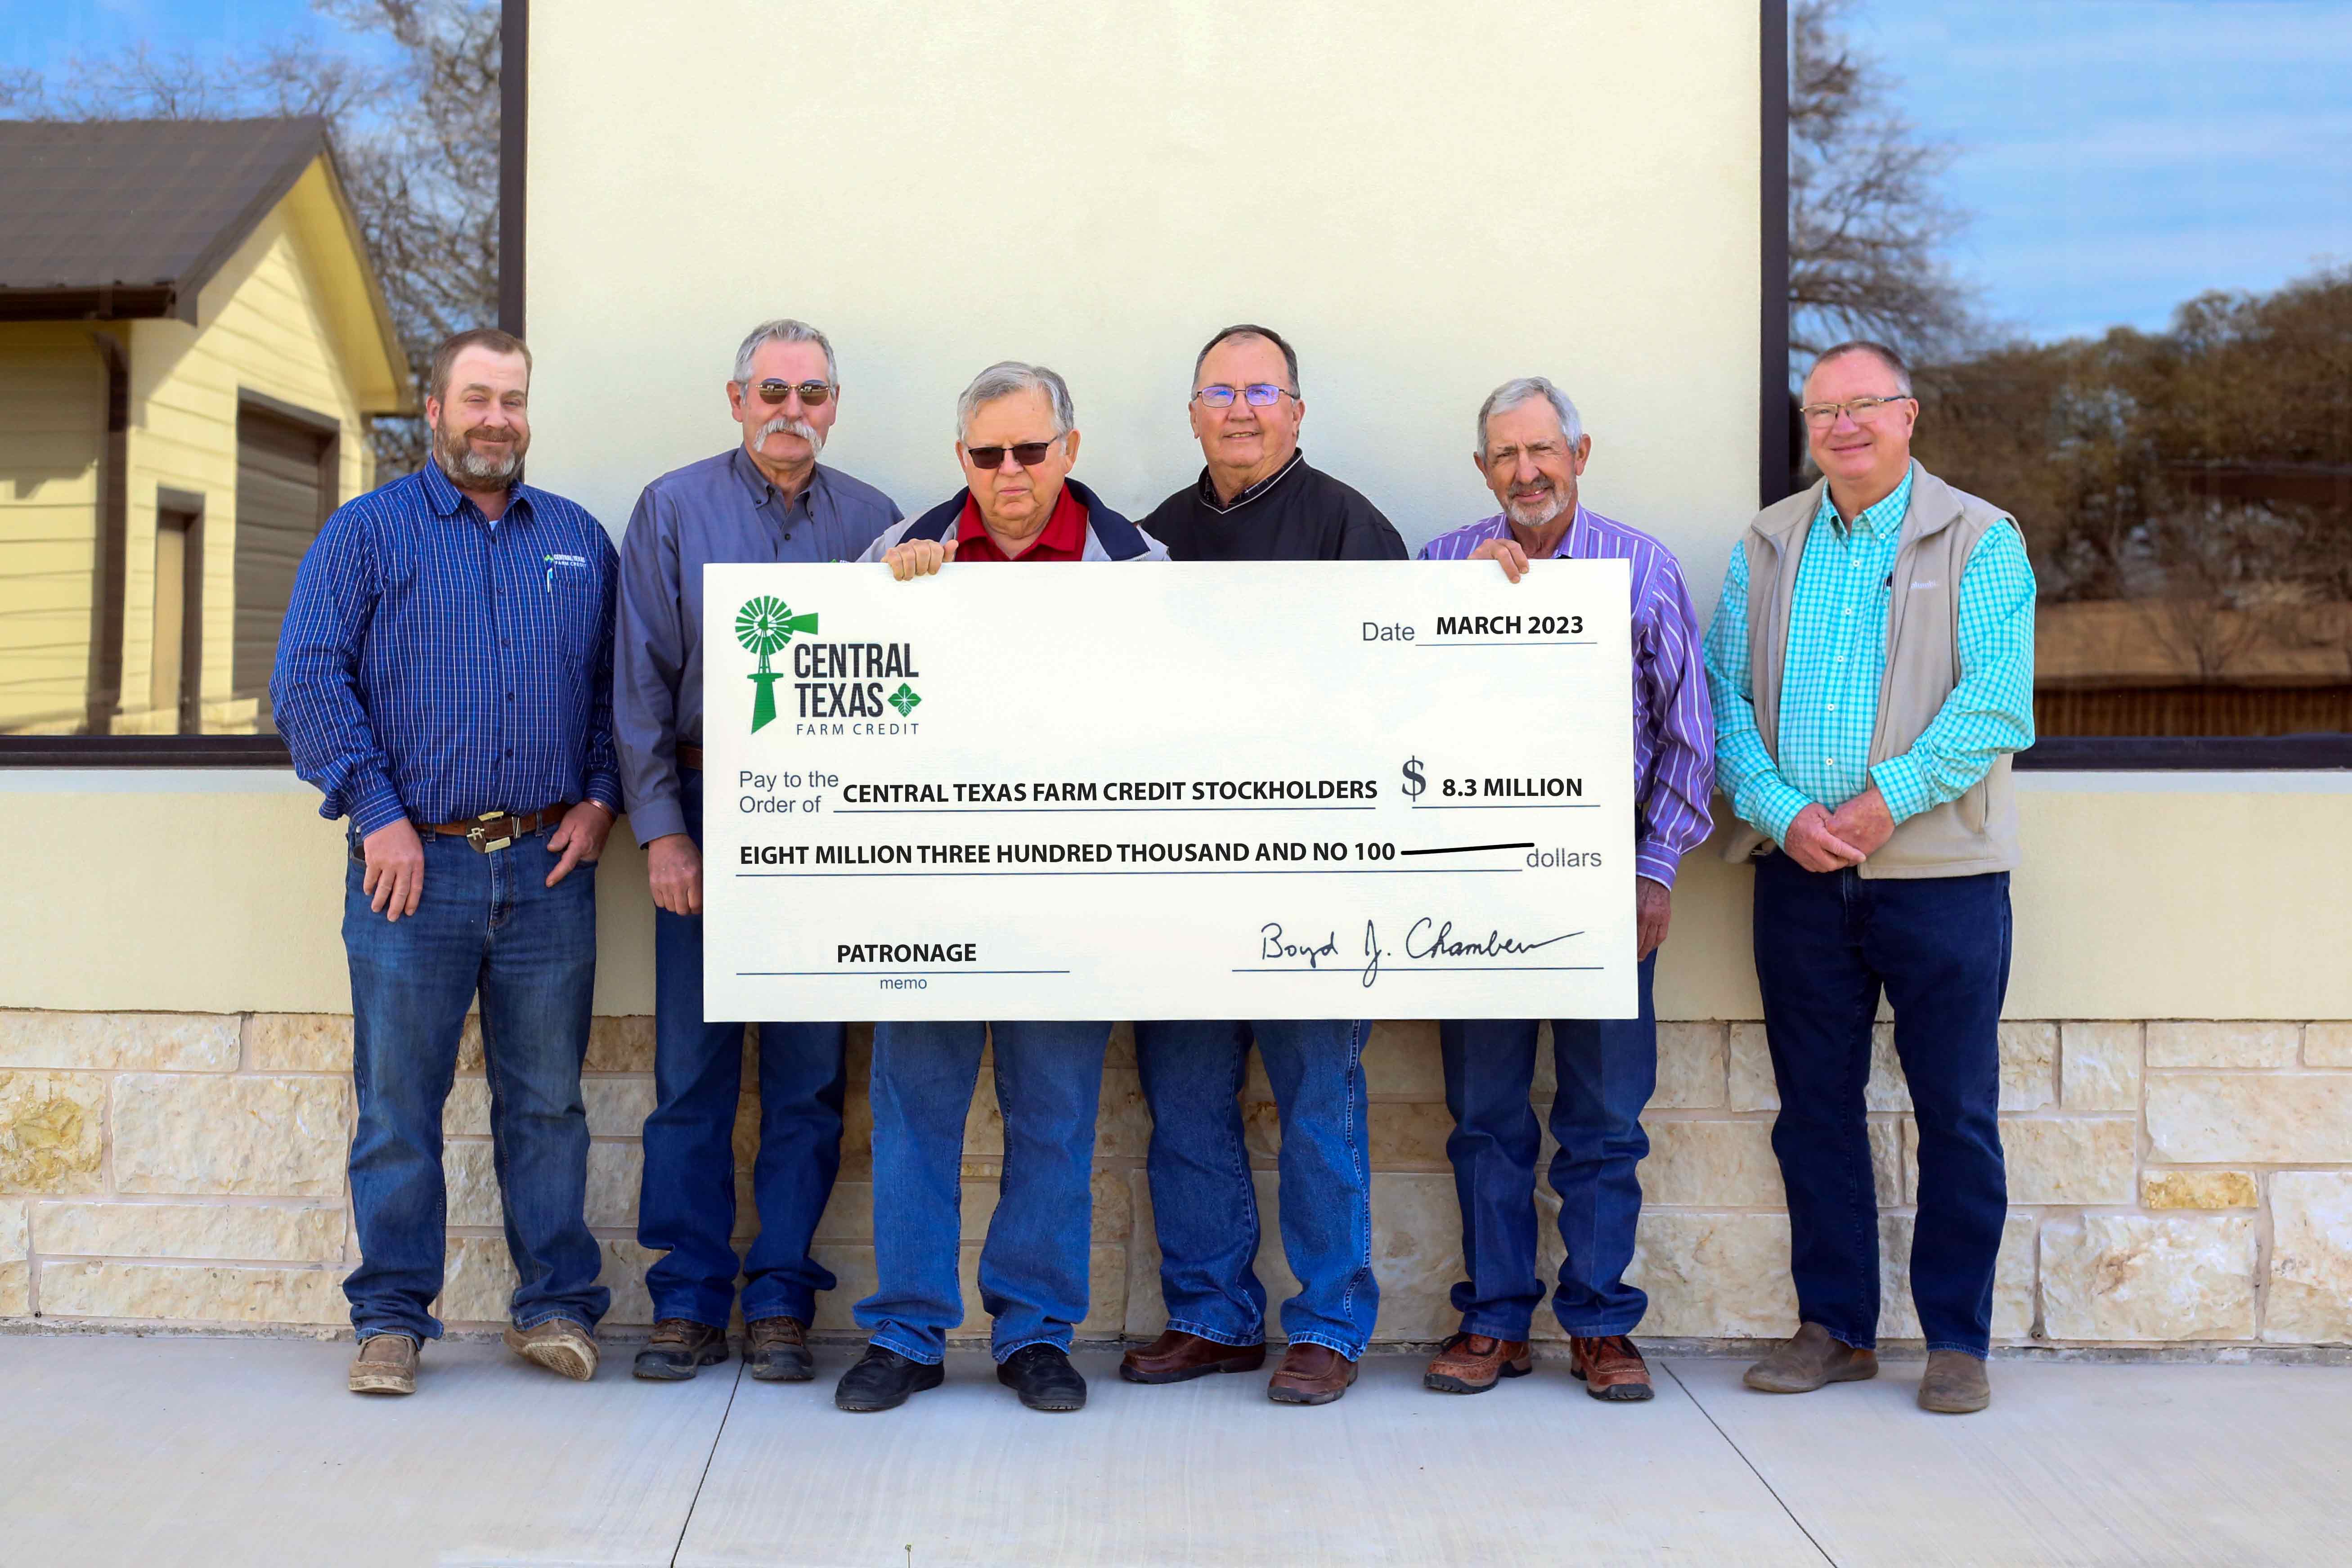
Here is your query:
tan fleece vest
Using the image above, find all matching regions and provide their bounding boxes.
[1720,462,2024,879]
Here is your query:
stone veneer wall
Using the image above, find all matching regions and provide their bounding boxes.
[3,1010,2350,1348]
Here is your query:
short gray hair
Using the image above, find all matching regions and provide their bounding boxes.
[956,361,1074,440]
[733,319,837,386]
[1808,339,1913,396]
[1476,377,1584,455]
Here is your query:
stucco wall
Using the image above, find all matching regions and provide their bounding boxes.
[3,772,2347,1347]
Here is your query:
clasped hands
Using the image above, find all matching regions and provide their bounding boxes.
[1782,784,1894,873]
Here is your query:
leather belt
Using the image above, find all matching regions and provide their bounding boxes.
[423,804,570,853]
[678,744,705,772]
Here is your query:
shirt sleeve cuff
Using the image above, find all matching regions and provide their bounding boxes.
[1634,848,1680,888]
[629,794,688,847]
[1868,755,1934,824]
[1754,782,1814,847]
[346,777,408,837]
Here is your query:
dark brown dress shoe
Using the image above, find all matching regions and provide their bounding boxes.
[1570,1334,1655,1402]
[1743,1322,1878,1393]
[1917,1350,1991,1414]
[1267,1342,1358,1405]
[1423,1333,1532,1394]
[1119,1330,1268,1384]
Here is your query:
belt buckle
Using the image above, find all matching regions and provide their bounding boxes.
[466,810,515,853]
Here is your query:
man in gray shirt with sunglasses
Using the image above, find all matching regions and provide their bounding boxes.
[613,318,899,1384]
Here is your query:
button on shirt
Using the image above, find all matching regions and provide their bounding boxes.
[1703,470,2038,844]
[272,461,621,836]
[615,447,901,843]
[1420,505,1715,886]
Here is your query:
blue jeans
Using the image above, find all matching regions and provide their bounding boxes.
[639,767,844,1326]
[1753,854,2011,1357]
[1134,1019,1378,1358]
[856,1020,1111,1363]
[341,825,609,1341]
[1440,954,1657,1341]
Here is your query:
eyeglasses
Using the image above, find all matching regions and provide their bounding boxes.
[1193,383,1295,409]
[750,378,834,406]
[1800,394,1911,429]
[964,439,1059,470]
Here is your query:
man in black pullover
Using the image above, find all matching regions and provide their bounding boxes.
[1122,325,1406,1406]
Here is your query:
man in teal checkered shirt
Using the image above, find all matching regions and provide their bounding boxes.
[1704,340,2036,1418]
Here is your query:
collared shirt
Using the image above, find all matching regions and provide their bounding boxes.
[615,447,901,843]
[1420,505,1716,887]
[951,482,1087,562]
[1141,449,1407,562]
[272,460,621,836]
[1704,468,2038,845]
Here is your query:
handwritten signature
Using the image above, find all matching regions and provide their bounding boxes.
[1261,919,1580,988]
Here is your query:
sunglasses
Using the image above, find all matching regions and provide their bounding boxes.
[1193,383,1294,408]
[750,378,834,406]
[964,440,1059,470]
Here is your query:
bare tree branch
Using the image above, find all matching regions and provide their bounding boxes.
[1788,0,1979,365]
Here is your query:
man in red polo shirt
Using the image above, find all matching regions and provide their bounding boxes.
[836,363,1166,1418]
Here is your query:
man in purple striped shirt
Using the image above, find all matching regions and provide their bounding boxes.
[1416,377,1714,1403]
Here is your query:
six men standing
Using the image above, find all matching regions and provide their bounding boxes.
[274,320,2033,1415]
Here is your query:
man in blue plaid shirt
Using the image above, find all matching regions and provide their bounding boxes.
[1705,340,2036,1417]
[274,328,621,1398]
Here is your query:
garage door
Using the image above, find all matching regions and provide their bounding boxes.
[233,404,334,720]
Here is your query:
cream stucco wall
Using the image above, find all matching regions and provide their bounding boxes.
[523,0,1763,592]
[3,774,2344,1023]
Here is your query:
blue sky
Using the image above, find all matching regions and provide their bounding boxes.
[1860,0,2352,339]
[11,1,2348,346]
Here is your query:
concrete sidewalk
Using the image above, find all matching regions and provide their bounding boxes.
[4,1337,2346,1566]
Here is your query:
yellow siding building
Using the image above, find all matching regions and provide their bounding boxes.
[0,118,412,735]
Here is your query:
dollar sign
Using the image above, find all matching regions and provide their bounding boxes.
[1401,756,1426,800]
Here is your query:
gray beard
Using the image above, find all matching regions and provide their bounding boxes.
[1504,489,1569,530]
[433,425,525,488]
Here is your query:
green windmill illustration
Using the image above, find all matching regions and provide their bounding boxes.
[736,595,817,732]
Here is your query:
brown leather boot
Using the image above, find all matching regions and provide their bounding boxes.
[1742,1322,1877,1394]
[348,1333,418,1396]
[1570,1334,1655,1402]
[505,1318,599,1382]
[1917,1350,1991,1414]
[1119,1330,1267,1385]
[746,1316,813,1383]
[1266,1342,1358,1406]
[1423,1333,1532,1394]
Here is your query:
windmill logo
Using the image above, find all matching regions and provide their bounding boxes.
[735,596,817,732]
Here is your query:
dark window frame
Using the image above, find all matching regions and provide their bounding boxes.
[2,0,2343,770]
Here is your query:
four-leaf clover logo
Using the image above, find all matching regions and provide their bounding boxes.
[888,683,922,717]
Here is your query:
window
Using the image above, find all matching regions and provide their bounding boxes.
[1786,0,2352,744]
[0,1,501,754]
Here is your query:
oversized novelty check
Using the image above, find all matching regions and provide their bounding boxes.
[702,560,1634,1022]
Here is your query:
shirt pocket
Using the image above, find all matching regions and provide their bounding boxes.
[539,551,604,661]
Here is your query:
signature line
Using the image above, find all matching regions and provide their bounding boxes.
[1233,965,1603,973]
[1400,841,1535,857]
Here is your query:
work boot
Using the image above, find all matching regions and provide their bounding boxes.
[1118,1329,1267,1384]
[1266,1343,1358,1406]
[1917,1350,1992,1414]
[1742,1322,1876,1394]
[1570,1334,1656,1402]
[505,1317,600,1382]
[348,1333,418,1396]
[633,1318,728,1382]
[834,1344,945,1412]
[746,1316,814,1383]
[1423,1333,1532,1394]
[996,1344,1088,1412]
